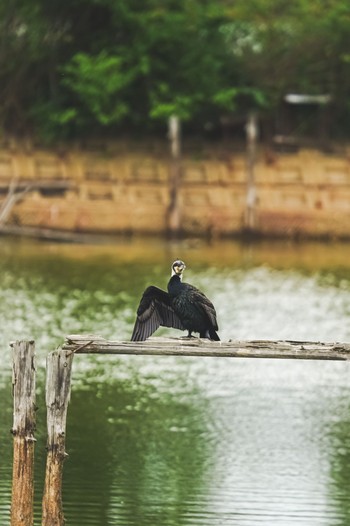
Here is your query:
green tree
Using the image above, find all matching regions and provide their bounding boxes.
[223,0,350,134]
[1,0,350,140]
[54,0,249,134]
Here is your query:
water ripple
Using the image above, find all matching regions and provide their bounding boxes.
[2,239,350,526]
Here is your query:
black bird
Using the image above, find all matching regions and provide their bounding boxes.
[131,260,220,341]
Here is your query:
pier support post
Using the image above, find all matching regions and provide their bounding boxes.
[244,112,258,231]
[167,115,181,235]
[11,340,36,526]
[42,350,74,526]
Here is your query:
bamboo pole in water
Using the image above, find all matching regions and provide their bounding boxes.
[10,340,36,526]
[42,350,74,526]
[63,334,350,361]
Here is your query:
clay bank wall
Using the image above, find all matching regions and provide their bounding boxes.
[1,139,350,238]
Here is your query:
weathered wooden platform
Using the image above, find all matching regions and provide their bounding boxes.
[10,335,350,526]
[63,335,350,361]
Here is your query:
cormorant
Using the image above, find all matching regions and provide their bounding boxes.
[131,260,220,341]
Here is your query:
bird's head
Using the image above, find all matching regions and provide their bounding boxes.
[171,259,186,278]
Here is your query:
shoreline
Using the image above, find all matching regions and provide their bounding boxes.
[1,140,350,240]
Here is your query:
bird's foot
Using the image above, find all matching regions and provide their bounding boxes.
[181,332,196,339]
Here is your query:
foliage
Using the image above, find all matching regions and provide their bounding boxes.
[0,0,350,140]
[62,52,133,125]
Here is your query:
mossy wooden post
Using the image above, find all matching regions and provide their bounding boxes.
[11,340,36,526]
[42,349,74,526]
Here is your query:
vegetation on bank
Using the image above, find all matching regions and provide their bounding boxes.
[1,0,350,142]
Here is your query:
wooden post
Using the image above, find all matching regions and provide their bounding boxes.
[244,112,258,231]
[42,350,74,526]
[11,340,36,526]
[167,115,181,235]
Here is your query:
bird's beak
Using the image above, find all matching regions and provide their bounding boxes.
[174,264,185,274]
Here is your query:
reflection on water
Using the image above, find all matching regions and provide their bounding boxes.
[65,377,208,526]
[1,237,350,524]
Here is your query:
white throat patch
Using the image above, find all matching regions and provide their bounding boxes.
[171,268,183,280]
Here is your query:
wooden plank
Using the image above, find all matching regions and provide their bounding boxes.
[63,335,350,361]
[10,340,36,526]
[42,350,74,526]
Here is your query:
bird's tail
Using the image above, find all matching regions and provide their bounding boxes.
[201,329,220,341]
[209,329,220,341]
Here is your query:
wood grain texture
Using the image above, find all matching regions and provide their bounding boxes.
[11,340,36,526]
[63,334,350,361]
[42,350,74,526]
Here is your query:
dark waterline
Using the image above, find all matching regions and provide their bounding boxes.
[1,236,350,525]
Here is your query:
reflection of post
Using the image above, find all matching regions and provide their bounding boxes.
[245,112,258,231]
[11,340,36,526]
[42,350,74,526]
[167,115,181,235]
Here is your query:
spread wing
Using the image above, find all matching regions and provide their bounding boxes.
[131,286,184,341]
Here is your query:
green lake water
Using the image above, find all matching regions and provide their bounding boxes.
[1,236,350,525]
